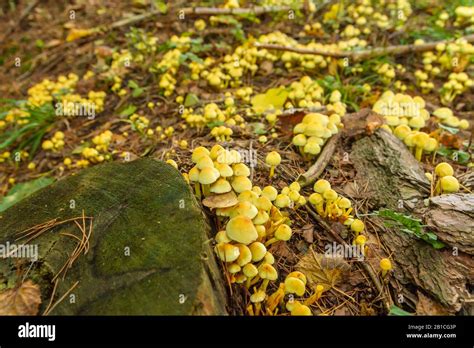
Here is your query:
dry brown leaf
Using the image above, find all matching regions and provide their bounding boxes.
[202,191,238,209]
[0,280,42,315]
[416,291,452,316]
[296,247,350,291]
[301,224,314,243]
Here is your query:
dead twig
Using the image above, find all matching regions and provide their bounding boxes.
[298,133,340,187]
[108,5,297,30]
[255,34,474,61]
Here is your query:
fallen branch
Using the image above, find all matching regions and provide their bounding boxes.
[305,205,391,312]
[298,133,341,187]
[255,34,474,61]
[109,5,296,29]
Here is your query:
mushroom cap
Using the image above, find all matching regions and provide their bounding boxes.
[424,137,438,152]
[304,123,325,137]
[252,186,262,195]
[275,224,292,241]
[196,155,214,170]
[210,178,232,194]
[284,277,306,296]
[309,193,324,205]
[445,116,460,128]
[215,163,233,177]
[199,167,219,185]
[231,176,253,193]
[354,235,367,245]
[313,179,331,193]
[435,162,454,177]
[413,132,430,148]
[210,144,224,160]
[192,146,210,163]
[229,150,242,163]
[293,123,306,134]
[262,186,278,201]
[263,251,275,264]
[440,175,459,193]
[338,197,352,209]
[188,166,200,182]
[256,196,273,211]
[236,244,252,266]
[351,219,365,233]
[250,290,266,303]
[215,230,231,244]
[304,142,321,155]
[292,134,307,147]
[255,225,266,240]
[433,107,453,120]
[303,113,328,125]
[288,190,301,202]
[226,215,258,245]
[287,271,307,285]
[308,136,324,145]
[404,133,416,147]
[215,243,240,262]
[409,116,425,129]
[253,210,270,225]
[238,190,259,204]
[233,163,250,177]
[323,189,338,201]
[258,263,278,280]
[249,241,267,262]
[265,151,281,166]
[380,258,392,271]
[217,150,234,164]
[227,263,241,274]
[291,302,312,316]
[289,182,301,192]
[242,263,258,277]
[274,194,291,208]
[459,119,469,130]
[230,201,259,219]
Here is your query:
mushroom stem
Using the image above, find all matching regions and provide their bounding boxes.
[194,183,201,199]
[304,285,324,305]
[247,275,260,288]
[264,237,278,247]
[202,184,211,196]
[259,279,270,293]
[381,269,389,277]
[269,165,275,178]
[415,146,423,161]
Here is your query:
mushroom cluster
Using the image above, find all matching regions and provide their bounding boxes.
[432,107,470,130]
[41,131,65,152]
[309,179,365,237]
[185,145,315,315]
[454,6,474,28]
[430,162,460,195]
[292,110,344,160]
[412,38,474,104]
[181,100,244,132]
[285,76,326,109]
[372,91,440,161]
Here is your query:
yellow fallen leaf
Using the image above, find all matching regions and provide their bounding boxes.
[66,28,96,42]
[251,87,288,114]
[296,247,350,291]
[0,280,42,315]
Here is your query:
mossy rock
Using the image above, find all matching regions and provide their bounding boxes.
[0,159,227,315]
